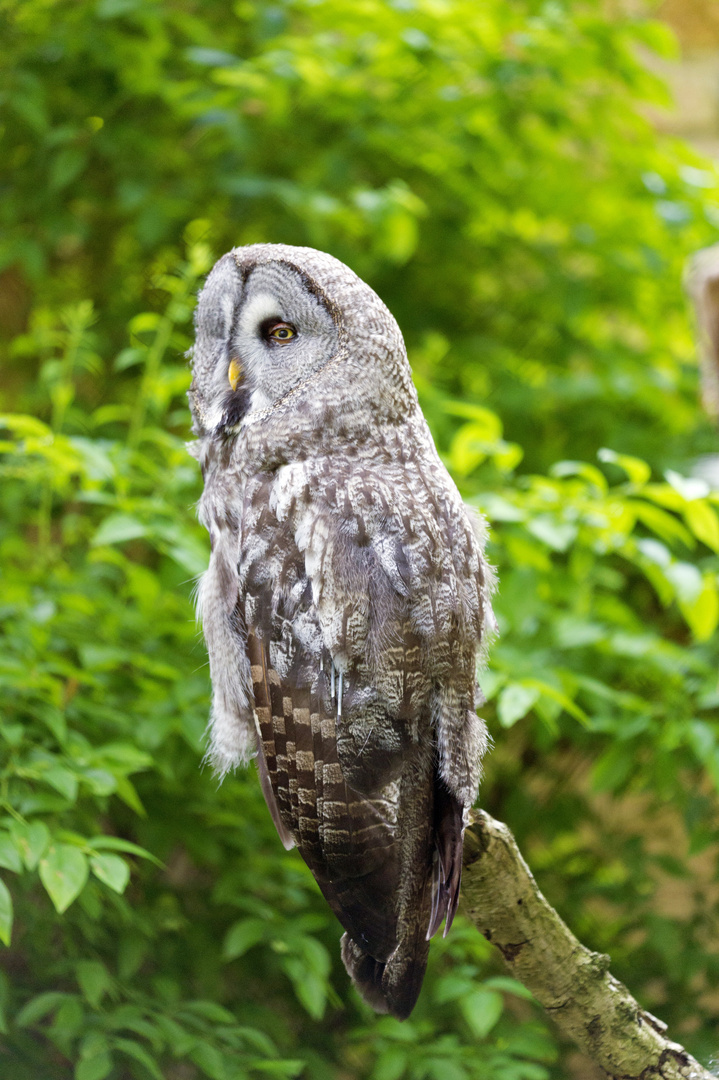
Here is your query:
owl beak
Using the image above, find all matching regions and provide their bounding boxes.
[228,358,243,391]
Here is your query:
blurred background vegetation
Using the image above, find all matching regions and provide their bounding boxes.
[2,0,719,1077]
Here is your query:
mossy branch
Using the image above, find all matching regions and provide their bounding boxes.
[461,810,714,1080]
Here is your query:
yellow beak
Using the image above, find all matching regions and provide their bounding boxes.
[228,358,243,391]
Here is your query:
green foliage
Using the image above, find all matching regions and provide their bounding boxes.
[2,0,719,1076]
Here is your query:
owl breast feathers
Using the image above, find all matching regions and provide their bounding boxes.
[189,243,496,1019]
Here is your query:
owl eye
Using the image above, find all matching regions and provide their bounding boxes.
[262,320,297,344]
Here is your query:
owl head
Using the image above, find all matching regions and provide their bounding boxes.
[188,244,417,444]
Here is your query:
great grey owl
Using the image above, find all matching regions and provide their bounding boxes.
[188,244,496,1019]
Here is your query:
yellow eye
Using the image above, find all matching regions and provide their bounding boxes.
[267,323,296,342]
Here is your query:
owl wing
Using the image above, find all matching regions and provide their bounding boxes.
[247,627,401,963]
[239,466,466,1018]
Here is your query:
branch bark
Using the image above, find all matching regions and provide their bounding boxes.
[460,810,714,1080]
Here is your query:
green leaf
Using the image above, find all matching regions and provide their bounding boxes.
[442,400,503,435]
[478,493,525,523]
[633,502,694,549]
[426,1059,467,1080]
[128,312,162,335]
[10,820,50,870]
[88,836,163,867]
[92,515,147,547]
[0,413,52,439]
[250,1062,304,1078]
[190,1041,227,1080]
[591,744,635,793]
[114,775,146,816]
[459,988,503,1038]
[167,540,209,576]
[497,683,540,728]
[0,832,22,874]
[598,448,651,485]
[90,853,130,894]
[114,1038,164,1080]
[434,973,474,1004]
[43,765,79,802]
[50,147,86,190]
[373,1047,408,1080]
[39,844,89,913]
[641,483,686,511]
[448,422,497,476]
[153,1015,194,1053]
[282,955,328,1020]
[684,501,719,552]
[550,460,607,493]
[483,975,536,1000]
[522,679,589,727]
[76,1053,113,1080]
[479,668,505,700]
[526,516,577,552]
[0,878,13,946]
[15,992,66,1027]
[75,960,113,1008]
[113,348,144,372]
[182,1000,237,1024]
[680,575,719,642]
[52,996,88,1042]
[222,918,267,960]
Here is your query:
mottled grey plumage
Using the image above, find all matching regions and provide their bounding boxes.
[188,244,496,1019]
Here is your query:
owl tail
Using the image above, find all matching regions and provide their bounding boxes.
[340,774,465,1020]
[341,930,429,1020]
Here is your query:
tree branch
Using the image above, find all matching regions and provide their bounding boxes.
[460,810,714,1080]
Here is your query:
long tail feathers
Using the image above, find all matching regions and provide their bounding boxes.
[341,932,428,1021]
[341,774,465,1019]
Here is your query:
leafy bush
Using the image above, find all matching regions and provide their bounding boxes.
[2,1,719,1077]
